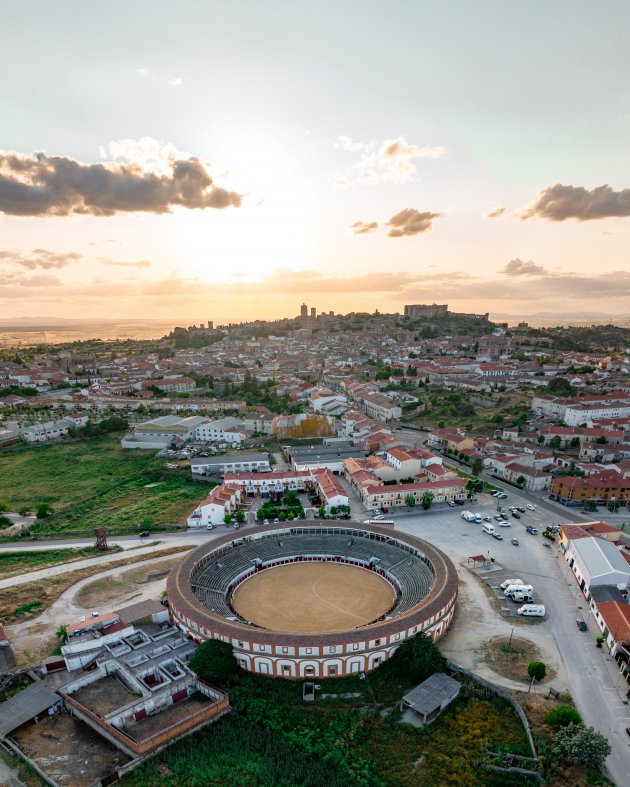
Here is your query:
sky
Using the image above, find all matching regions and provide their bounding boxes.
[1,0,629,324]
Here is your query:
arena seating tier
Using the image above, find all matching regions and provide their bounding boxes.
[189,529,435,625]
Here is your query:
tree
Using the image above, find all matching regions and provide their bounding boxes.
[421,491,434,510]
[0,515,13,529]
[516,475,526,488]
[36,502,54,519]
[527,661,547,683]
[471,457,484,477]
[235,510,245,524]
[537,434,545,444]
[546,704,582,730]
[552,723,611,771]
[380,632,444,683]
[405,494,416,508]
[549,435,562,450]
[55,624,68,645]
[223,513,232,526]
[256,508,266,522]
[466,478,483,497]
[318,505,326,519]
[188,640,239,688]
[547,377,574,396]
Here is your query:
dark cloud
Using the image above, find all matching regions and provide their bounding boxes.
[0,150,242,217]
[501,258,548,277]
[350,220,378,235]
[386,208,440,237]
[0,248,81,269]
[518,183,630,222]
[486,205,506,219]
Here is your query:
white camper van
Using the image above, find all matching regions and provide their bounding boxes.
[482,523,495,535]
[511,588,534,602]
[517,604,545,617]
[500,578,524,590]
[504,584,533,597]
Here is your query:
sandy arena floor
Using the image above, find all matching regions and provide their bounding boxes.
[231,562,396,632]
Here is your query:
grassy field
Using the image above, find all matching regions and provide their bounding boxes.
[0,435,206,534]
[1,545,191,627]
[0,547,122,580]
[122,673,535,787]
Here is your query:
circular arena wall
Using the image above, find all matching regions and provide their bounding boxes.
[167,523,458,679]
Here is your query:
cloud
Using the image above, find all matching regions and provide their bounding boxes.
[0,145,242,217]
[350,220,378,235]
[168,77,183,86]
[0,248,81,269]
[136,68,151,78]
[334,134,444,187]
[101,259,152,268]
[501,258,548,277]
[517,183,630,222]
[385,208,440,237]
[486,205,505,219]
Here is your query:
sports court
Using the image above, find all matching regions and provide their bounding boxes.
[231,562,396,633]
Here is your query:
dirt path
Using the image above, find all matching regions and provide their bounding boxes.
[6,553,181,665]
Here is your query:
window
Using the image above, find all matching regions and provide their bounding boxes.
[305,647,312,655]
[329,646,336,654]
[282,646,289,654]
[352,643,360,651]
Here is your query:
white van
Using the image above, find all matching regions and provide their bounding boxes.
[474,515,482,524]
[504,584,533,597]
[500,578,524,590]
[482,523,495,535]
[517,604,545,617]
[511,588,534,602]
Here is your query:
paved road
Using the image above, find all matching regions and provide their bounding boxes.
[390,489,630,786]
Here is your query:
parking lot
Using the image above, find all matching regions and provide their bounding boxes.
[388,489,630,783]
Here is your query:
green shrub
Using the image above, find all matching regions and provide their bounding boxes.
[545,704,582,730]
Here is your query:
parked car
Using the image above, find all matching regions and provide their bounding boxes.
[494,515,503,521]
[455,499,465,506]
[526,526,538,534]
[373,513,386,521]
[492,532,504,540]
[517,506,526,513]
[511,538,519,546]
[526,504,536,511]
[512,512,521,519]
[576,619,588,631]
[483,516,492,522]
[139,530,150,538]
[499,521,511,527]
[518,604,545,617]
[447,501,456,507]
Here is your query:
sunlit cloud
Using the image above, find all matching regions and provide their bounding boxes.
[0,145,242,217]
[517,183,630,222]
[334,134,444,187]
[349,220,378,235]
[385,208,441,237]
[501,258,548,277]
[486,205,506,219]
[0,248,81,270]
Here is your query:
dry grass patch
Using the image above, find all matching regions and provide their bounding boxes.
[483,635,556,684]
[75,557,182,607]
[0,546,191,623]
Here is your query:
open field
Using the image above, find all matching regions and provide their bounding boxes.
[232,562,394,632]
[75,557,182,607]
[122,670,535,787]
[0,546,191,623]
[0,546,122,580]
[0,435,204,534]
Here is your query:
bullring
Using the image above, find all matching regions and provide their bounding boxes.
[167,523,458,679]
